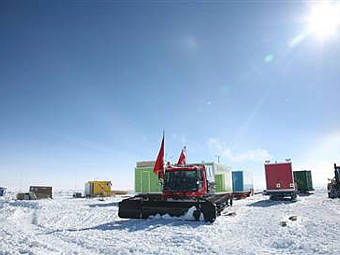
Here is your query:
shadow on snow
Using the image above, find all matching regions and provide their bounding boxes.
[43,218,207,235]
[297,192,313,197]
[87,202,119,208]
[247,199,296,207]
[77,218,206,232]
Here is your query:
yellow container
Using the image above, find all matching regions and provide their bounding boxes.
[85,181,112,197]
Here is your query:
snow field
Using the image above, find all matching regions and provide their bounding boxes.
[0,189,340,255]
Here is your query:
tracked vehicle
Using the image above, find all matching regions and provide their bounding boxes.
[118,164,233,222]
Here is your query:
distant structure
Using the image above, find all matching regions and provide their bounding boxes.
[0,187,6,197]
[85,181,112,197]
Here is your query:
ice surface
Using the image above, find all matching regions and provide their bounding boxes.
[0,189,340,254]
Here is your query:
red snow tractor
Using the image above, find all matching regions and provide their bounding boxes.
[118,164,233,222]
[118,136,232,222]
[328,163,340,198]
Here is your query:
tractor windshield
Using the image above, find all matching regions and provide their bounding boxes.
[165,170,201,192]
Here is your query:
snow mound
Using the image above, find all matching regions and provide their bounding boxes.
[149,206,205,221]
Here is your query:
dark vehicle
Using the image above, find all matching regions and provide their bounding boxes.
[0,187,6,197]
[328,164,340,198]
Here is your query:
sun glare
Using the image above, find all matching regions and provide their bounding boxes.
[306,2,340,39]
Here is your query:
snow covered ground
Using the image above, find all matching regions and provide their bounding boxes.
[1,189,340,255]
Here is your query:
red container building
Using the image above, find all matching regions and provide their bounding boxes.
[264,161,297,200]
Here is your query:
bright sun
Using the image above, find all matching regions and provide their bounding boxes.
[307,2,340,39]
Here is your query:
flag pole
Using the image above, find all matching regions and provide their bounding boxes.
[162,129,165,178]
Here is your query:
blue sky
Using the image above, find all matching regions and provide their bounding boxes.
[1,1,340,190]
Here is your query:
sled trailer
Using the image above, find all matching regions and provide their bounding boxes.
[264,161,297,201]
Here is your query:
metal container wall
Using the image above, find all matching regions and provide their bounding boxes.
[85,181,112,197]
[232,171,243,192]
[232,171,254,192]
[265,162,295,191]
[215,163,232,193]
[93,181,112,196]
[215,174,224,192]
[85,183,91,196]
[135,167,162,193]
[214,170,232,193]
[202,162,217,183]
[29,186,52,199]
[136,161,155,168]
[188,162,232,185]
[293,170,313,192]
[243,171,254,192]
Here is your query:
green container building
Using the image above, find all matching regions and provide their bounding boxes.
[193,162,232,193]
[293,170,313,193]
[215,173,232,192]
[215,165,232,193]
[135,161,162,193]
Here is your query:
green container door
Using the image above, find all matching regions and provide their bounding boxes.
[141,171,150,193]
[224,172,233,192]
[214,172,232,193]
[305,171,313,191]
[293,170,313,192]
[149,169,162,192]
[135,170,142,193]
[135,167,162,193]
[215,174,224,192]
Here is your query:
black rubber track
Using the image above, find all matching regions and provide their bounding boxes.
[118,197,218,222]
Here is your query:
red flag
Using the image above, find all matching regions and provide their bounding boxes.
[177,146,186,166]
[154,134,164,177]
